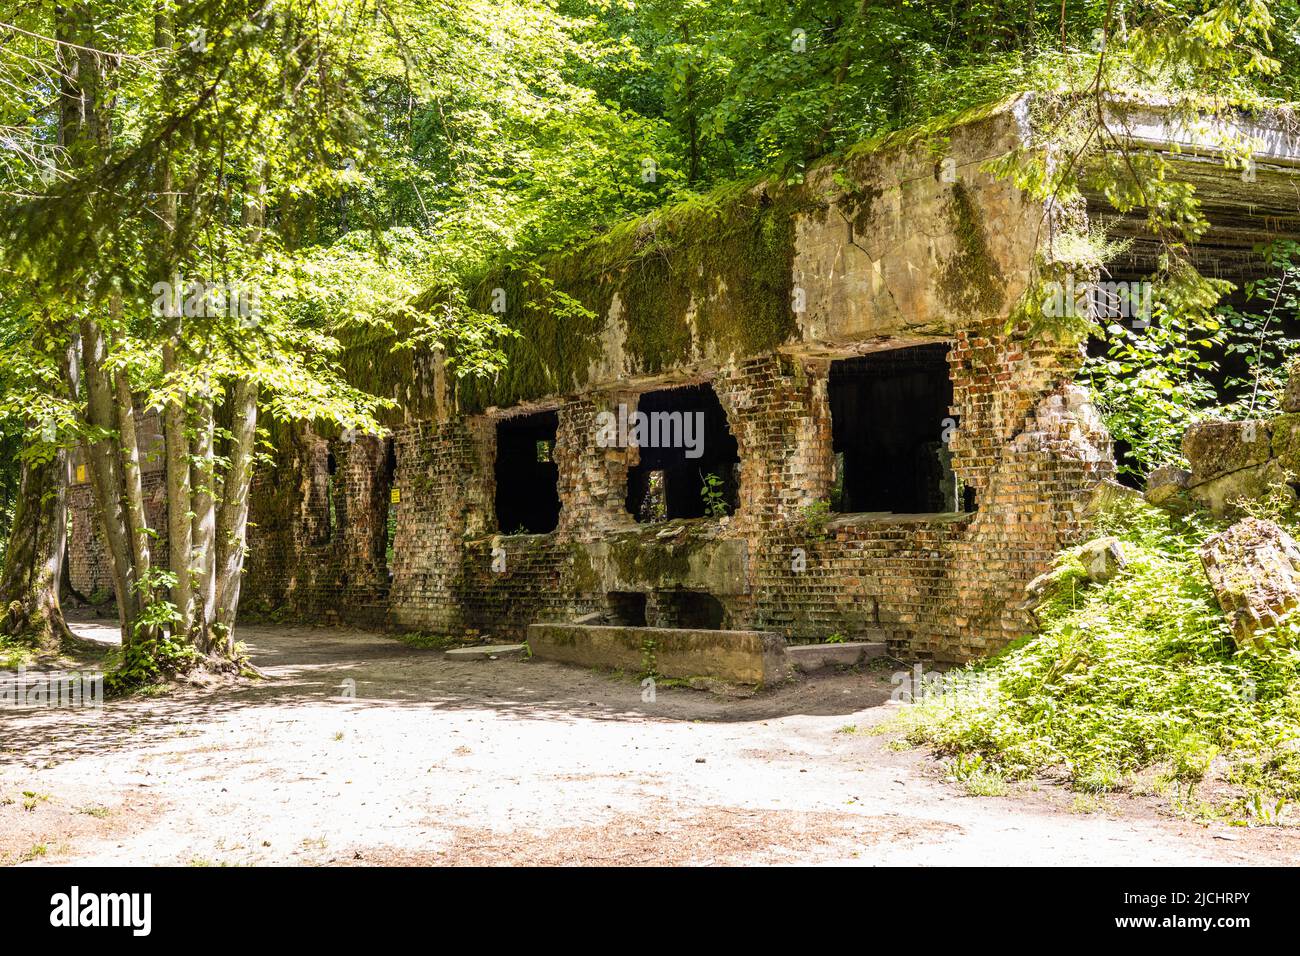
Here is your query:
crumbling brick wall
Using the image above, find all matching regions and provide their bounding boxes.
[65,334,1111,661]
[67,468,168,604]
[211,423,394,625]
[268,325,1104,659]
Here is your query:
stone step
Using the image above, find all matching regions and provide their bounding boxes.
[444,643,528,661]
[786,641,887,672]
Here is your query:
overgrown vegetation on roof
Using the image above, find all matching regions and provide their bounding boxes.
[453,178,815,409]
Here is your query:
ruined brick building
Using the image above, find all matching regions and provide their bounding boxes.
[68,96,1300,669]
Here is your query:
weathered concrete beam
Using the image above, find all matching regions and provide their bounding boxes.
[527,623,790,686]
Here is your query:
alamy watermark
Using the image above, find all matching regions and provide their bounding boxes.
[1042,276,1153,328]
[890,663,996,708]
[152,274,260,324]
[50,886,150,936]
[1,668,103,709]
[595,403,705,459]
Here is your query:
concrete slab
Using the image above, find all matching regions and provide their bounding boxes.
[527,623,789,686]
[787,641,886,672]
[444,644,528,660]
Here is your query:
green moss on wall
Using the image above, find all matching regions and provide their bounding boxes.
[335,94,1027,417]
[456,178,811,412]
[335,326,419,422]
[937,182,1007,316]
[842,93,1022,163]
[607,530,715,582]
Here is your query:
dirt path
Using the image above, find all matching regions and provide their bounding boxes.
[2,619,1297,866]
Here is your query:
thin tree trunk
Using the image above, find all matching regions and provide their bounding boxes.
[155,0,193,638]
[161,339,193,634]
[110,322,155,623]
[213,378,257,653]
[79,316,137,634]
[191,391,217,644]
[207,165,266,656]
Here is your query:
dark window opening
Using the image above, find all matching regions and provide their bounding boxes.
[1077,176,1300,485]
[312,449,341,546]
[828,345,967,514]
[495,410,560,534]
[657,590,725,630]
[1083,256,1300,488]
[625,385,740,522]
[326,452,337,542]
[607,591,648,626]
[382,439,397,584]
[328,451,348,539]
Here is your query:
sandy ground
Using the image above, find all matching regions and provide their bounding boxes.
[2,618,1298,866]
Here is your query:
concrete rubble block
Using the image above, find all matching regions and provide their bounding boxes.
[1187,460,1293,518]
[444,643,528,660]
[1199,518,1300,651]
[786,641,886,672]
[1075,536,1127,583]
[1270,412,1300,474]
[1021,536,1127,616]
[1144,464,1193,512]
[1182,418,1273,485]
[1086,478,1144,516]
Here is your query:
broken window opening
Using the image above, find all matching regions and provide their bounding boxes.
[607,591,648,626]
[624,385,740,523]
[828,344,968,515]
[311,449,342,546]
[383,439,398,585]
[633,469,667,523]
[656,590,725,630]
[328,451,348,540]
[495,410,561,534]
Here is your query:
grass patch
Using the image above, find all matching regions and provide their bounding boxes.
[389,632,459,650]
[19,844,48,863]
[948,753,1009,796]
[897,497,1300,821]
[0,636,35,669]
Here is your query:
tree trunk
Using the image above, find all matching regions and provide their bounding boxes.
[0,444,72,651]
[156,3,194,638]
[111,324,155,615]
[191,391,217,644]
[162,337,193,635]
[0,304,82,652]
[213,378,258,654]
[205,166,267,657]
[79,315,138,635]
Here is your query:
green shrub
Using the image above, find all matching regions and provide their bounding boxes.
[899,498,1300,817]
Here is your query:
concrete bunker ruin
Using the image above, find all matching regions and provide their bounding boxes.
[67,96,1300,673]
